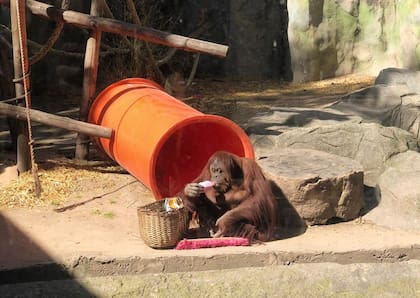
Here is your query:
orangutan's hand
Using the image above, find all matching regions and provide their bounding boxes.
[184,183,204,198]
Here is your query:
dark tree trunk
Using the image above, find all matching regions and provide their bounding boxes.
[226,0,292,81]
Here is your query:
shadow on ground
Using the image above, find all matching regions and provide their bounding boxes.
[0,213,94,296]
[270,181,308,240]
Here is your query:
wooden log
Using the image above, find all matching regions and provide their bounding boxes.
[24,0,228,57]
[10,0,31,172]
[0,102,113,139]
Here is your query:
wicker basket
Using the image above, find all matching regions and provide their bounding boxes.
[137,200,189,248]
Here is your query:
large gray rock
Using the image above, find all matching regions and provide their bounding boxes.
[363,151,420,231]
[375,68,420,94]
[245,107,362,137]
[330,84,411,123]
[260,149,364,225]
[329,73,420,140]
[253,123,419,186]
[385,94,420,140]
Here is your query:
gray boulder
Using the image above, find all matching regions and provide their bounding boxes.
[329,84,411,123]
[329,69,420,140]
[375,68,420,94]
[385,94,420,140]
[363,151,420,231]
[260,149,364,225]
[253,123,419,186]
[245,107,362,137]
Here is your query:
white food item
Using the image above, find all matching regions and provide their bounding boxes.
[199,180,215,188]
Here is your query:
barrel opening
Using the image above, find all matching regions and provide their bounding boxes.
[153,120,247,198]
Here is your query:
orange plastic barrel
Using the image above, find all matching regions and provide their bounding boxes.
[88,78,254,199]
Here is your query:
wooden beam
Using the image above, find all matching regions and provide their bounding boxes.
[0,102,113,139]
[24,0,229,57]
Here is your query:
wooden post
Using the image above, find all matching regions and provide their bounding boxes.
[10,0,30,173]
[3,0,230,162]
[75,0,102,160]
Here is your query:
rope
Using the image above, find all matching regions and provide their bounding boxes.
[15,0,42,197]
[29,0,70,65]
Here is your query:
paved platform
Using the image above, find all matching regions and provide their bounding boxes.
[1,204,420,296]
[1,195,420,283]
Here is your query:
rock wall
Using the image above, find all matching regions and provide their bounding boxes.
[288,0,420,82]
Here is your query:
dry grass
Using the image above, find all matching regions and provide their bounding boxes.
[195,74,375,100]
[0,160,119,209]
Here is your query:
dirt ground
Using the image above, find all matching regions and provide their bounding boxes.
[1,75,419,273]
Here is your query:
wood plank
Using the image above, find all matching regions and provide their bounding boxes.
[0,102,113,139]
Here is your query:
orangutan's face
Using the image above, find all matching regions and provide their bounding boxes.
[209,158,231,193]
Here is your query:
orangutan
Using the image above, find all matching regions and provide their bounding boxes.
[179,151,278,242]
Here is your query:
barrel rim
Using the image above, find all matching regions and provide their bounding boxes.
[149,114,255,198]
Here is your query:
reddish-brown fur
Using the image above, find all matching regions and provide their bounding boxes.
[179,151,278,242]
